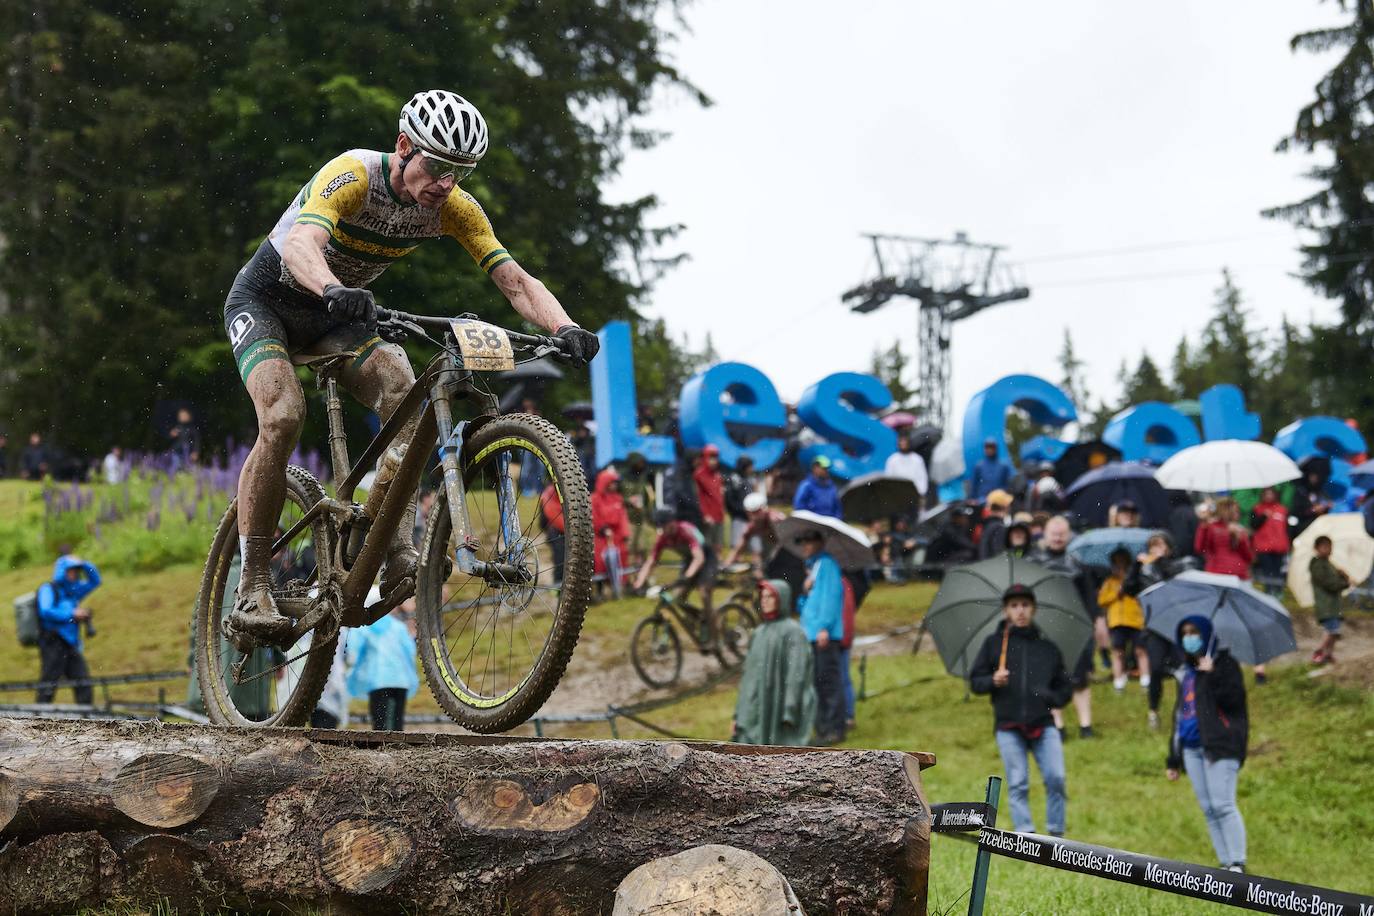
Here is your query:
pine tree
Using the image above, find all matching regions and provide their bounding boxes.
[1056,329,1089,413]
[1263,0,1374,340]
[869,342,918,409]
[1121,355,1173,405]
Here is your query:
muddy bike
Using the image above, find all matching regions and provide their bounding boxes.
[193,310,593,732]
[628,579,755,688]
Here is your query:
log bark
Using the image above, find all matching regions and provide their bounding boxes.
[0,720,935,915]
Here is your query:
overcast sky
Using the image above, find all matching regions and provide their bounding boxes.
[607,0,1347,430]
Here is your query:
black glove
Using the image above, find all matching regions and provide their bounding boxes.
[555,324,600,366]
[322,284,378,324]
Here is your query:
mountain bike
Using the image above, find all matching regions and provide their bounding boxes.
[628,580,755,688]
[193,310,593,732]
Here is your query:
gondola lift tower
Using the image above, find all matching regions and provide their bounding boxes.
[841,232,1030,428]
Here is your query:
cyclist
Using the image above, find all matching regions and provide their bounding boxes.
[633,509,719,646]
[222,89,600,642]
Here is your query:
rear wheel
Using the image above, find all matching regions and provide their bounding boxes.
[193,466,336,727]
[714,602,756,668]
[416,414,593,732]
[630,613,683,688]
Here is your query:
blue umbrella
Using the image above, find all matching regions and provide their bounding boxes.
[1140,570,1297,665]
[1064,461,1171,528]
[1066,527,1161,570]
[1349,458,1374,489]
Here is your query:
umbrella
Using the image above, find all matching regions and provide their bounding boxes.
[1350,458,1374,488]
[1065,462,1171,528]
[1053,440,1123,490]
[923,554,1094,678]
[881,411,919,430]
[776,510,876,570]
[1286,513,1374,609]
[1171,399,1202,418]
[907,424,943,453]
[1155,440,1301,493]
[1141,570,1297,665]
[561,401,595,422]
[840,472,921,523]
[1066,527,1161,570]
[930,436,965,483]
[914,501,970,539]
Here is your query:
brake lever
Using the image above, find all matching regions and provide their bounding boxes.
[529,343,562,360]
[377,319,426,344]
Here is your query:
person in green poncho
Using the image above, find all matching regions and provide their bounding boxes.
[732,579,817,746]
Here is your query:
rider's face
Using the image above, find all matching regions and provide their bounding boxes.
[397,136,461,209]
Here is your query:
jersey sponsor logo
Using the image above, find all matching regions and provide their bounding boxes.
[228,312,256,349]
[320,171,359,199]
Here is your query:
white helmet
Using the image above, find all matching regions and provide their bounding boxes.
[743,492,767,513]
[399,90,489,164]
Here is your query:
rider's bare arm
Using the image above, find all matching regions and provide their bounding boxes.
[683,543,704,581]
[489,261,576,334]
[723,540,743,567]
[281,223,342,297]
[634,556,657,589]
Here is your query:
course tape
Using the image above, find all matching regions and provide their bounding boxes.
[976,825,1374,914]
[930,802,997,832]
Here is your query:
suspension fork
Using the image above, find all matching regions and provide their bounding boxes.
[432,379,530,584]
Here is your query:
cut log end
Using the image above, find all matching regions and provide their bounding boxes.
[319,818,414,894]
[454,778,600,833]
[111,753,220,829]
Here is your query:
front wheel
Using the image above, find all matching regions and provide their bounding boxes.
[630,613,683,688]
[416,414,593,732]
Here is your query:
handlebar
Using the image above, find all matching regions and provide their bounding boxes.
[373,307,569,355]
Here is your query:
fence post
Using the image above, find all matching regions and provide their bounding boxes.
[966,775,1001,916]
[858,653,868,701]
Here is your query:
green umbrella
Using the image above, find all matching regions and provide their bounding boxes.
[923,554,1093,677]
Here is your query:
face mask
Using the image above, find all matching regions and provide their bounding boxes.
[1181,634,1205,655]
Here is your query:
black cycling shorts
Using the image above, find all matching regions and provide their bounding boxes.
[223,240,394,383]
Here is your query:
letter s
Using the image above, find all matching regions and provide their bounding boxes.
[795,372,896,480]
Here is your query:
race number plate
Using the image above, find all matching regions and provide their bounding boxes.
[450,319,515,371]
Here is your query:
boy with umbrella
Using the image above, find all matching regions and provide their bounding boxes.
[969,583,1074,836]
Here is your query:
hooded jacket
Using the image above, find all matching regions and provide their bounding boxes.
[969,620,1072,732]
[591,468,631,576]
[1166,615,1248,769]
[346,612,419,699]
[797,551,844,642]
[1194,520,1254,578]
[37,556,101,648]
[693,454,725,525]
[734,580,817,746]
[793,474,841,519]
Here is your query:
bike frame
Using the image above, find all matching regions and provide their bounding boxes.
[654,591,709,650]
[271,336,523,630]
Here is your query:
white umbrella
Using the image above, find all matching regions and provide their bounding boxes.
[1286,513,1374,609]
[930,436,965,484]
[776,510,875,570]
[1155,440,1301,492]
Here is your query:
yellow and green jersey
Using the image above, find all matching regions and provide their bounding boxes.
[267,149,512,293]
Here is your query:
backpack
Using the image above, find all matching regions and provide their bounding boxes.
[13,582,50,648]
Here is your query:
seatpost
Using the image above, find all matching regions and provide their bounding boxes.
[324,375,350,491]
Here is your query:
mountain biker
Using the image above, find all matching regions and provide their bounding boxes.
[633,509,719,645]
[222,89,600,642]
